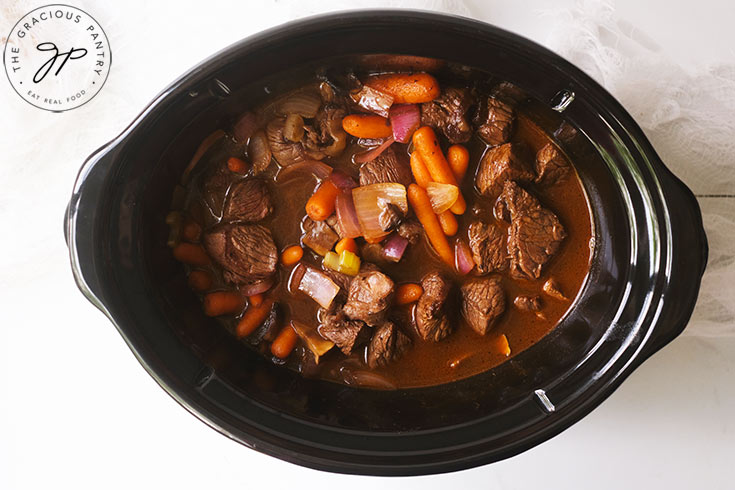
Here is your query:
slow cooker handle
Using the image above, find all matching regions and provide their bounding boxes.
[640,173,709,358]
[64,142,119,316]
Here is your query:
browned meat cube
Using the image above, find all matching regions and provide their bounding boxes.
[475,96,515,146]
[223,178,273,223]
[468,220,508,274]
[343,270,395,325]
[359,147,413,187]
[420,87,475,144]
[535,143,570,186]
[302,217,339,256]
[514,295,542,312]
[415,272,453,342]
[543,278,568,300]
[200,161,234,218]
[396,219,423,244]
[500,181,566,280]
[367,321,411,368]
[203,224,277,284]
[319,310,370,355]
[476,143,535,196]
[461,276,505,335]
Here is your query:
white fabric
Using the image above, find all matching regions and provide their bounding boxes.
[539,0,735,336]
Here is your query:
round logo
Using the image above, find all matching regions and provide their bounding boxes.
[3,4,111,112]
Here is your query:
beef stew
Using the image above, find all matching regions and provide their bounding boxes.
[166,62,593,389]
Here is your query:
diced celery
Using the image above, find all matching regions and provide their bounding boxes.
[338,250,361,276]
[323,251,340,271]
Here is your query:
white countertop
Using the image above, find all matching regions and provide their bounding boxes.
[1,1,733,489]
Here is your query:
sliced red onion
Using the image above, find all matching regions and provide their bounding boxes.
[455,239,475,275]
[382,233,409,262]
[275,159,333,183]
[335,190,362,238]
[238,276,274,296]
[233,111,257,143]
[353,136,394,164]
[389,104,421,143]
[329,170,358,190]
[341,369,397,390]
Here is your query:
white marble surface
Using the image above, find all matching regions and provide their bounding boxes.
[1,1,733,489]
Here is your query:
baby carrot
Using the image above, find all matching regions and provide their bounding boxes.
[412,126,466,214]
[364,73,440,104]
[306,180,339,221]
[281,245,304,266]
[187,270,213,292]
[227,156,250,174]
[410,151,433,188]
[335,237,358,255]
[236,297,274,338]
[203,291,245,317]
[395,283,423,305]
[181,220,202,243]
[342,114,392,139]
[438,211,458,236]
[172,243,211,267]
[248,293,264,308]
[407,184,454,266]
[271,324,299,359]
[447,144,470,181]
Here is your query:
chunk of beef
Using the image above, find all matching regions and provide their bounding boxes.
[415,272,453,342]
[476,143,535,196]
[359,147,413,187]
[367,321,411,368]
[378,203,403,232]
[203,224,277,284]
[543,278,568,300]
[534,143,570,186]
[500,181,566,280]
[461,276,505,335]
[201,161,234,217]
[514,295,542,312]
[492,81,527,104]
[343,270,395,325]
[223,178,273,222]
[319,310,369,355]
[468,220,508,274]
[420,87,475,144]
[302,217,339,256]
[397,219,423,245]
[475,96,515,146]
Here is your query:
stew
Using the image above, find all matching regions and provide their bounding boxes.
[167,57,593,389]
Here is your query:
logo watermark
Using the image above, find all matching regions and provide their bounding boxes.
[3,4,111,112]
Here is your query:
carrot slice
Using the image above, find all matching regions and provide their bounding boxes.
[412,126,466,214]
[335,237,358,255]
[364,73,440,104]
[187,270,213,292]
[280,245,304,266]
[227,156,250,174]
[410,151,433,188]
[447,144,469,181]
[438,211,458,236]
[407,184,454,266]
[342,114,392,139]
[305,180,339,221]
[172,243,211,267]
[271,324,299,359]
[203,291,245,317]
[395,283,423,305]
[236,297,274,338]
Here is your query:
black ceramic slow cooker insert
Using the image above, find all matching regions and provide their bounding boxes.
[65,11,708,476]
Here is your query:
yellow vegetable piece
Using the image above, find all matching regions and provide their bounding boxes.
[338,250,361,276]
[323,251,340,272]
